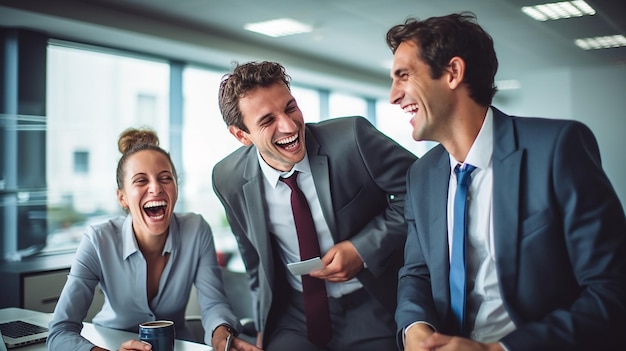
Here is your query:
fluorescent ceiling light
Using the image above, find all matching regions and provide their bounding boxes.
[244,18,312,37]
[522,1,595,21]
[575,35,626,50]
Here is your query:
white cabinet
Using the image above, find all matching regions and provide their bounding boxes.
[21,269,105,322]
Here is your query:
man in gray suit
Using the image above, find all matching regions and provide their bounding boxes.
[212,61,417,350]
[387,12,626,351]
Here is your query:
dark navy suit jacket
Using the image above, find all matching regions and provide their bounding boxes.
[396,107,626,350]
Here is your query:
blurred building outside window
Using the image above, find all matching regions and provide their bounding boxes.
[73,151,89,174]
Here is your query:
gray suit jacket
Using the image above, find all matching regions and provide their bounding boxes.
[396,108,626,350]
[213,116,417,339]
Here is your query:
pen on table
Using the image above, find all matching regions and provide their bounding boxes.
[224,333,233,351]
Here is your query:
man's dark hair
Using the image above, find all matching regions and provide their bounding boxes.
[386,12,498,106]
[218,61,292,132]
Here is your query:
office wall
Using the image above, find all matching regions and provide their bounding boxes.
[495,63,626,207]
[572,65,626,208]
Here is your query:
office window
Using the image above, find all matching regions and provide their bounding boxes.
[45,44,170,253]
[328,92,368,119]
[375,100,435,157]
[291,86,321,122]
[3,38,415,262]
[136,93,158,125]
[73,150,89,174]
[179,66,244,267]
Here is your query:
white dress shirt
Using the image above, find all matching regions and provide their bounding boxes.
[447,108,516,342]
[257,152,362,298]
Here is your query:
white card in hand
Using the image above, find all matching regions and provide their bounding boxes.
[287,257,324,275]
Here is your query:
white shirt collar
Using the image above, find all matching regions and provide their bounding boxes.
[122,213,176,260]
[256,150,312,188]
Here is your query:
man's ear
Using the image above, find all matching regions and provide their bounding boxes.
[446,56,465,90]
[229,125,253,146]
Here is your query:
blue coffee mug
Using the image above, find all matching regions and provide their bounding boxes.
[139,320,175,351]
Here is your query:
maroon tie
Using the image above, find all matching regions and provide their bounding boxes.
[280,171,332,347]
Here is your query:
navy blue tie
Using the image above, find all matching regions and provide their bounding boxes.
[450,163,476,334]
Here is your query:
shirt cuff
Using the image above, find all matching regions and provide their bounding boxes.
[403,321,436,347]
[350,241,368,269]
[212,323,237,337]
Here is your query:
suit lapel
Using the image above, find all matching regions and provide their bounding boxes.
[306,128,338,238]
[428,150,454,317]
[491,108,523,298]
[431,152,452,275]
[241,150,274,285]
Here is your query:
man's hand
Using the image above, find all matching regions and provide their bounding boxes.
[418,332,505,351]
[404,323,434,351]
[310,241,363,282]
[212,325,264,351]
[229,337,264,351]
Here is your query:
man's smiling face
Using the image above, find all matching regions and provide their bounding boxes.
[389,40,453,143]
[229,82,306,172]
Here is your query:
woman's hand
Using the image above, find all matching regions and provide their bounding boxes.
[117,339,153,351]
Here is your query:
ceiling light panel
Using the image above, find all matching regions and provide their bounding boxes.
[522,1,596,21]
[575,35,626,50]
[244,18,312,38]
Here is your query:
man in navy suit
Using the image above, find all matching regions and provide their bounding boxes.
[386,12,626,351]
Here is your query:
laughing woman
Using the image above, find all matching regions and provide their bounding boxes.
[47,128,261,351]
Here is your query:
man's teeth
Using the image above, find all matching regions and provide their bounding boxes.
[403,104,419,113]
[276,135,297,145]
[144,200,167,208]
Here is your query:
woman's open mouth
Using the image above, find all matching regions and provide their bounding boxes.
[143,200,167,220]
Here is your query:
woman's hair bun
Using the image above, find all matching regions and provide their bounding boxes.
[118,127,160,154]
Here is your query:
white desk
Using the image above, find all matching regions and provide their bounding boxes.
[1,308,212,351]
